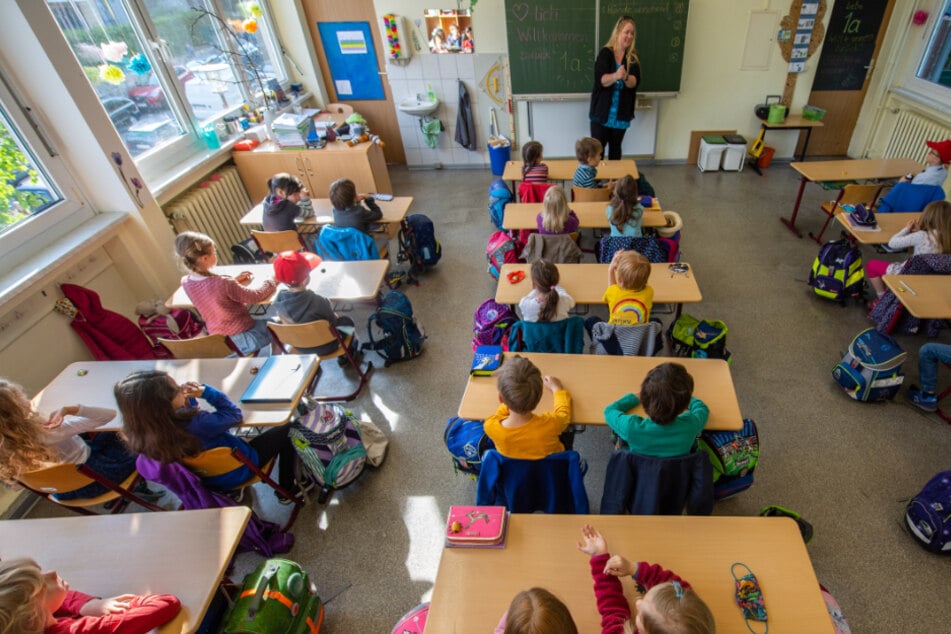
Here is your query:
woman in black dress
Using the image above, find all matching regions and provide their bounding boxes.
[589,16,640,160]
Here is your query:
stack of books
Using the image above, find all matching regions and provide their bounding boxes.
[445,505,508,548]
[271,111,311,150]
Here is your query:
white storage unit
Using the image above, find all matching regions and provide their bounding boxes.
[722,134,747,172]
[698,136,726,172]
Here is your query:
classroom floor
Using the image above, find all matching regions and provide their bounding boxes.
[24,162,951,633]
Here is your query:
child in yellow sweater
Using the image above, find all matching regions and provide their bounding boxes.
[483,356,571,459]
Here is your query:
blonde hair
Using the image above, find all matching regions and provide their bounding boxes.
[504,587,578,634]
[640,582,716,634]
[614,251,650,291]
[541,186,571,233]
[174,231,216,275]
[919,200,951,253]
[605,16,639,68]
[496,355,543,414]
[0,558,47,634]
[0,379,57,484]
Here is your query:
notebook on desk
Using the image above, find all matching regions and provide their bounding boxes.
[240,355,318,403]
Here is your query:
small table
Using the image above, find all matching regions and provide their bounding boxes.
[749,114,824,175]
[34,357,319,429]
[835,212,921,245]
[166,260,388,308]
[502,201,665,230]
[502,159,639,184]
[427,514,833,633]
[458,352,742,430]
[882,274,951,319]
[0,507,251,633]
[780,158,922,238]
[240,197,413,240]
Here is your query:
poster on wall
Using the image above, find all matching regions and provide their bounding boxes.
[317,21,385,100]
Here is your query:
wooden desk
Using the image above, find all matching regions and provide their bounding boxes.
[458,352,742,430]
[780,158,922,238]
[34,357,318,429]
[835,212,921,245]
[882,274,951,319]
[749,114,824,175]
[240,197,413,228]
[496,263,702,306]
[502,201,665,230]
[502,159,638,183]
[427,515,833,634]
[0,507,251,634]
[166,260,388,308]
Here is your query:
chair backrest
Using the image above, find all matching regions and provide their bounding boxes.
[600,450,714,516]
[591,321,662,356]
[476,450,589,514]
[267,319,340,353]
[181,447,245,478]
[572,185,611,202]
[518,181,553,203]
[158,333,236,358]
[18,463,93,494]
[830,184,882,210]
[509,316,585,354]
[522,233,582,264]
[251,230,305,256]
[877,182,946,213]
[316,225,380,261]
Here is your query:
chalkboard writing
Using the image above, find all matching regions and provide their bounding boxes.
[505,0,690,96]
[812,0,888,91]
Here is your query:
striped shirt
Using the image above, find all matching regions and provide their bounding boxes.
[523,163,549,183]
[182,274,276,336]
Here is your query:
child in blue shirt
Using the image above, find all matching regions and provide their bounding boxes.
[573,136,613,190]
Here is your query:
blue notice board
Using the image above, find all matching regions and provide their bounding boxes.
[317,21,385,100]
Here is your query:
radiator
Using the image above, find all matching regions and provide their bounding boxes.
[163,166,251,265]
[883,110,951,162]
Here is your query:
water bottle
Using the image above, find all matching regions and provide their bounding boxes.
[422,246,432,260]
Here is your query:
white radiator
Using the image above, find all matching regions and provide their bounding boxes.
[883,110,951,162]
[163,166,251,264]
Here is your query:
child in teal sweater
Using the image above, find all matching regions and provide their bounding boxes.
[604,362,709,457]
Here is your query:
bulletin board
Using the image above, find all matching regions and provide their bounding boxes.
[317,21,385,100]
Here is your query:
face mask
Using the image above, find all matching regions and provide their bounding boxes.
[731,562,767,633]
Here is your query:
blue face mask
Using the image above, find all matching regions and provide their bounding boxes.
[731,562,768,633]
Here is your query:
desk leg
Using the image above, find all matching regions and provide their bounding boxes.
[780,176,809,238]
[799,128,813,162]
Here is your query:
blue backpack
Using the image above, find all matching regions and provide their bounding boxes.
[832,328,906,401]
[905,470,951,554]
[697,418,759,500]
[363,290,425,367]
[444,416,495,476]
[398,214,442,272]
[488,180,513,230]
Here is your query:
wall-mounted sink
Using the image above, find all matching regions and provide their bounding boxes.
[398,97,439,117]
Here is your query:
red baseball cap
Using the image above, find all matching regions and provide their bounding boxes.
[926,139,951,164]
[273,251,321,286]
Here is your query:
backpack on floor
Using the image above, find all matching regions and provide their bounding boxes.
[697,418,759,499]
[472,298,516,350]
[363,290,425,367]
[832,328,906,401]
[668,313,731,362]
[398,213,442,273]
[290,403,367,504]
[221,558,323,634]
[488,180,513,230]
[809,239,864,302]
[487,230,523,279]
[444,416,495,476]
[904,470,951,554]
[819,583,852,634]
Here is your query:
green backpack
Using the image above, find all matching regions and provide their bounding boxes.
[668,313,731,362]
[221,559,323,633]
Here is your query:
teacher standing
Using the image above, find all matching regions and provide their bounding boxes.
[589,16,640,160]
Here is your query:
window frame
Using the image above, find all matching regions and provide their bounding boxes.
[903,1,951,102]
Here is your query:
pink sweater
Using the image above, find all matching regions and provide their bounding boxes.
[182,275,276,336]
[49,591,181,633]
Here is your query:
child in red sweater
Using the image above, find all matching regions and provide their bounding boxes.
[577,524,715,634]
[0,558,180,634]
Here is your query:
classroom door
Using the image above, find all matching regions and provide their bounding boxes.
[302,0,406,165]
[803,0,895,157]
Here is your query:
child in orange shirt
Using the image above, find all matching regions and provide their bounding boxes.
[483,355,571,460]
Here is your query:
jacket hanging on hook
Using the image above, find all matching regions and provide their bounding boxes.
[455,80,476,151]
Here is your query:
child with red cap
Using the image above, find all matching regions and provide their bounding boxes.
[902,139,950,187]
[271,251,357,358]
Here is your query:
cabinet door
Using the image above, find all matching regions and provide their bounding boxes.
[233,151,295,202]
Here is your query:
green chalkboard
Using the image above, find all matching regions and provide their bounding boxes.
[505,0,690,96]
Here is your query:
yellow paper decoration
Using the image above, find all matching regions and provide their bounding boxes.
[99,64,126,85]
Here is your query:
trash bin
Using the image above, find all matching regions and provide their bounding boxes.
[488,137,511,176]
[758,146,775,169]
[698,135,726,172]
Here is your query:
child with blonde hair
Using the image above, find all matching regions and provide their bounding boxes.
[175,231,276,356]
[536,185,580,235]
[0,558,180,634]
[607,175,644,237]
[483,355,571,460]
[577,524,715,634]
[495,587,579,634]
[585,251,654,344]
[521,141,549,183]
[519,260,576,323]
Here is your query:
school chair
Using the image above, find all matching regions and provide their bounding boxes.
[16,463,163,515]
[267,320,373,402]
[590,321,664,356]
[157,333,250,358]
[571,185,611,202]
[877,182,945,212]
[182,446,303,531]
[476,450,589,514]
[316,225,387,261]
[600,450,714,516]
[521,233,582,263]
[810,183,883,244]
[508,316,585,354]
[250,229,307,260]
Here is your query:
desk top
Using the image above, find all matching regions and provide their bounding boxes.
[166,260,387,308]
[496,263,702,305]
[834,212,921,245]
[791,158,922,183]
[502,202,665,230]
[502,159,639,182]
[761,114,825,130]
[34,357,318,429]
[240,197,413,226]
[0,507,251,634]
[882,274,951,319]
[427,514,832,634]
[458,352,742,430]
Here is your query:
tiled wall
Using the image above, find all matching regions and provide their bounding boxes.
[386,53,510,169]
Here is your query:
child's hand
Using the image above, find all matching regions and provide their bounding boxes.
[905,218,918,232]
[544,375,563,392]
[80,594,137,616]
[45,405,79,429]
[181,382,204,400]
[603,555,636,577]
[577,524,608,556]
[235,271,254,285]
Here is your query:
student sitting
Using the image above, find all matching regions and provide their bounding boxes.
[328,177,387,254]
[494,587,578,634]
[901,139,950,187]
[606,175,644,237]
[536,185,580,235]
[572,136,613,190]
[585,250,654,338]
[0,558,181,634]
[261,172,313,232]
[483,355,571,460]
[604,362,710,457]
[518,260,576,323]
[907,342,951,412]
[521,140,549,183]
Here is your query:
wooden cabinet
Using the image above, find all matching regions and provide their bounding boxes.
[232,140,392,203]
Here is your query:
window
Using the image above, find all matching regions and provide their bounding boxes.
[47,0,287,181]
[916,2,951,89]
